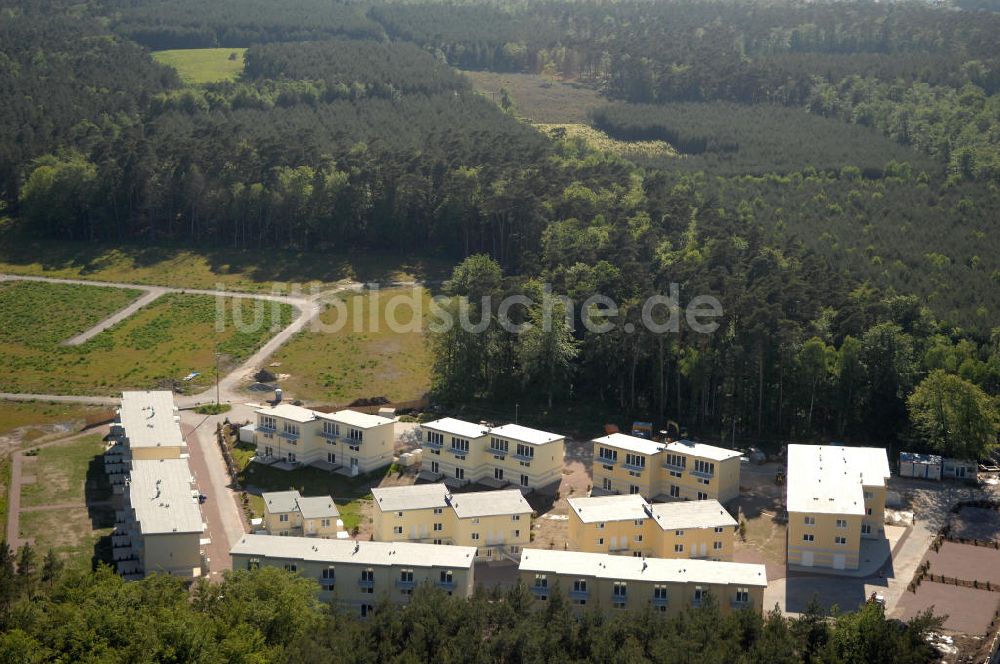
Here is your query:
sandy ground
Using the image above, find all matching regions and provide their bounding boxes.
[896,582,1000,634]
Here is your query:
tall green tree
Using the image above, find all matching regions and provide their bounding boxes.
[907,369,999,459]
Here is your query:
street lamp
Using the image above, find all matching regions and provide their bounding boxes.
[215,351,221,407]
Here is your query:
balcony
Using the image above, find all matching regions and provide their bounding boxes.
[489,447,507,458]
[318,430,339,442]
[662,461,685,473]
[651,596,668,607]
[257,424,276,434]
[278,430,300,441]
[731,599,749,609]
[692,598,704,608]
[449,447,469,457]
[512,452,534,463]
[530,585,549,597]
[345,436,364,447]
[436,580,457,591]
[424,437,444,449]
[395,579,416,590]
[569,589,589,600]
[622,462,645,473]
[690,469,714,480]
[597,455,618,466]
[320,580,335,591]
[358,578,375,589]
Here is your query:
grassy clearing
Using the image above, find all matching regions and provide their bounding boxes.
[535,123,677,160]
[19,505,115,571]
[0,288,292,395]
[239,462,384,531]
[0,280,141,348]
[272,287,432,405]
[0,234,451,292]
[20,434,109,508]
[152,48,247,85]
[462,70,604,123]
[0,402,106,440]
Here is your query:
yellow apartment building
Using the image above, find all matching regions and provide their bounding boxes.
[420,418,565,492]
[230,535,476,617]
[106,390,187,489]
[786,444,890,571]
[518,549,766,615]
[112,458,204,580]
[261,490,345,538]
[254,404,396,475]
[371,484,532,560]
[567,494,737,560]
[591,434,742,504]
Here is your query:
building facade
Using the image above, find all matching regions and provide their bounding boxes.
[371,484,532,560]
[786,444,890,571]
[518,548,766,616]
[230,535,476,617]
[591,434,742,504]
[261,490,345,538]
[419,418,565,492]
[567,494,737,560]
[254,404,396,475]
[105,390,188,489]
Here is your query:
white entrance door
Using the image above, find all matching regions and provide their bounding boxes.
[350,457,359,476]
[700,543,707,557]
[801,551,814,567]
[833,554,846,570]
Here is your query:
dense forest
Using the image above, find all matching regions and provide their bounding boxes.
[0,0,996,451]
[0,543,945,663]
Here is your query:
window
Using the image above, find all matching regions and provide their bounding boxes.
[635,534,643,543]
[393,526,403,535]
[396,511,403,518]
[433,539,442,545]
[629,484,640,494]
[735,588,749,604]
[613,582,627,606]
[247,557,260,570]
[279,513,289,522]
[697,492,708,500]
[427,431,444,446]
[260,416,276,430]
[321,567,335,586]
[603,478,613,491]
[714,526,724,533]
[327,452,336,463]
[321,519,331,528]
[598,447,618,463]
[697,478,710,485]
[625,453,645,468]
[573,579,587,593]
[284,563,297,572]
[520,474,529,487]
[451,437,470,453]
[283,423,299,436]
[360,604,373,618]
[433,523,443,531]
[287,452,296,462]
[471,533,480,541]
[670,485,680,498]
[400,569,414,583]
[361,568,374,593]
[514,530,520,538]
[653,585,667,599]
[490,437,509,454]
[670,470,682,478]
[598,538,604,545]
[494,468,504,481]
[866,507,872,515]
[322,421,339,437]
[802,534,815,542]
[512,514,521,521]
[472,518,480,525]
[430,461,439,473]
[864,491,873,500]
[675,530,684,536]
[835,536,847,545]
[694,587,705,604]
[804,516,816,526]
[440,570,453,584]
[534,574,548,588]
[674,544,684,553]
[433,507,443,515]
[836,519,847,528]
[665,453,686,469]
[634,519,644,527]
[455,468,465,480]
[516,443,535,459]
[348,428,363,443]
[861,524,872,535]
[694,459,715,475]
[597,522,605,530]
[713,541,723,550]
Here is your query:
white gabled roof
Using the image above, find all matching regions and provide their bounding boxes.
[489,423,563,446]
[650,500,737,531]
[786,444,890,515]
[519,549,767,587]
[256,403,317,423]
[568,494,650,524]
[263,490,301,514]
[127,459,203,535]
[421,417,490,440]
[372,484,449,512]
[664,440,742,462]
[231,534,476,569]
[449,489,532,518]
[118,390,183,449]
[296,496,340,520]
[319,409,394,429]
[592,433,665,456]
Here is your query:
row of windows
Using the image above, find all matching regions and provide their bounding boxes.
[802,534,849,544]
[534,575,748,603]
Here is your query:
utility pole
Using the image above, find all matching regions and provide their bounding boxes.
[215,351,221,406]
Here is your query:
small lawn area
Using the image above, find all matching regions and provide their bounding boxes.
[0,402,107,440]
[152,48,247,85]
[19,505,115,571]
[20,434,110,508]
[0,291,292,395]
[272,287,433,405]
